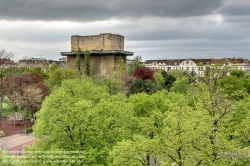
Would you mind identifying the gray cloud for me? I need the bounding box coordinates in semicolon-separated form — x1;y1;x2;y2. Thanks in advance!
0;0;221;21
0;0;250;62
220;0;250;16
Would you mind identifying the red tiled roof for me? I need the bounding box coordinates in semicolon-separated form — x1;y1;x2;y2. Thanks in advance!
144;58;249;65
0;59;16;65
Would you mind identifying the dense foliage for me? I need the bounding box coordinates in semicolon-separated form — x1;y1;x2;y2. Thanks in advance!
5;73;49;115
75;47;81;73
2;64;250;165
84;50;90;76
133;66;155;81
127;55;142;75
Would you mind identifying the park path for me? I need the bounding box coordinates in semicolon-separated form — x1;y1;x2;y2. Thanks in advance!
0;134;36;155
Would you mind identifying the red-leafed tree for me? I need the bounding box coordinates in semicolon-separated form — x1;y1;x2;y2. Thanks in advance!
5;73;50;116
5;74;34;112
121;74;136;96
0;49;16;126
133;66;155;81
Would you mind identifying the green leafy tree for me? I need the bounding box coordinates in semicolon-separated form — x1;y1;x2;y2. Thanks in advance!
45;68;79;89
119;58;125;75
170;76;190;94
230;69;245;78
128;55;142;75
167;69;184;78
84;50;90;76
26;79;137;165
112;73;250;165
111;135;161;166
75;47;81;73
161;70;176;91
153;72;164;85
129;78;162;95
116;91;168;165
186;67;250;165
92;72;126;95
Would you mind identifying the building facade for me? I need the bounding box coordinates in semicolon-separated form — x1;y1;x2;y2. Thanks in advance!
61;33;133;75
144;58;250;76
18;58;66;70
0;59;17;68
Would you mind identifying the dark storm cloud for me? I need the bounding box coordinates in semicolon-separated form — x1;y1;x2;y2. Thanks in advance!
222;6;250;16
0;0;250;61
0;0;221;21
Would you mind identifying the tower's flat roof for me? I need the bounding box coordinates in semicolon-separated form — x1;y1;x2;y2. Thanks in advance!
71;33;124;37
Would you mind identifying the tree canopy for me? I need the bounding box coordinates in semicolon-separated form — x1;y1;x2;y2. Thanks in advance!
27;78;137;165
18;66;250;165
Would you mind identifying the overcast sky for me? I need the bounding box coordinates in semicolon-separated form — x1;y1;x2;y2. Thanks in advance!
0;0;250;61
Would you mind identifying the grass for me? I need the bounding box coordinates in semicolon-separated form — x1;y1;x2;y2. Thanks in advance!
2;103;29;119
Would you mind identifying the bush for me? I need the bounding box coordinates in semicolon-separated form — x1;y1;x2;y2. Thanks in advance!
26;128;33;133
129;78;162;95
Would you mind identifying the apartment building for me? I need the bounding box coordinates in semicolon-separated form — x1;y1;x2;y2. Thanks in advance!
144;58;250;76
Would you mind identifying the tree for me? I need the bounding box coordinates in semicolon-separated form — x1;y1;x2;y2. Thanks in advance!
21;83;50;118
118;91;167;165
45;67;79;89
111;135;161;166
112;68;250;165
75;47;81;73
121;74;136;96
128;55;142;75
129;79;162;95
119;58;125;75
167;69;184;78
26;79;137;165
153;72;164;85
186;67;250;165
112;91;195;165
170;76;190;94
133;66;155;81
84;50;90;76
0;49;16;126
230;69;245;78
18;67;48;79
5;73;49;115
92;72;126;95
159;93;201;165
161;70;176;91
5;74;34;112
219;75;248;99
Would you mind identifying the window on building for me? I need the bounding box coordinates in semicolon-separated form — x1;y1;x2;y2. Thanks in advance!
186;61;189;64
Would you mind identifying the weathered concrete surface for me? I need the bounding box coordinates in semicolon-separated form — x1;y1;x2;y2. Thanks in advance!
71;33;124;51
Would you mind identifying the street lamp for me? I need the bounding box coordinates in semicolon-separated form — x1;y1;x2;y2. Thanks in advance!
23;112;26;135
